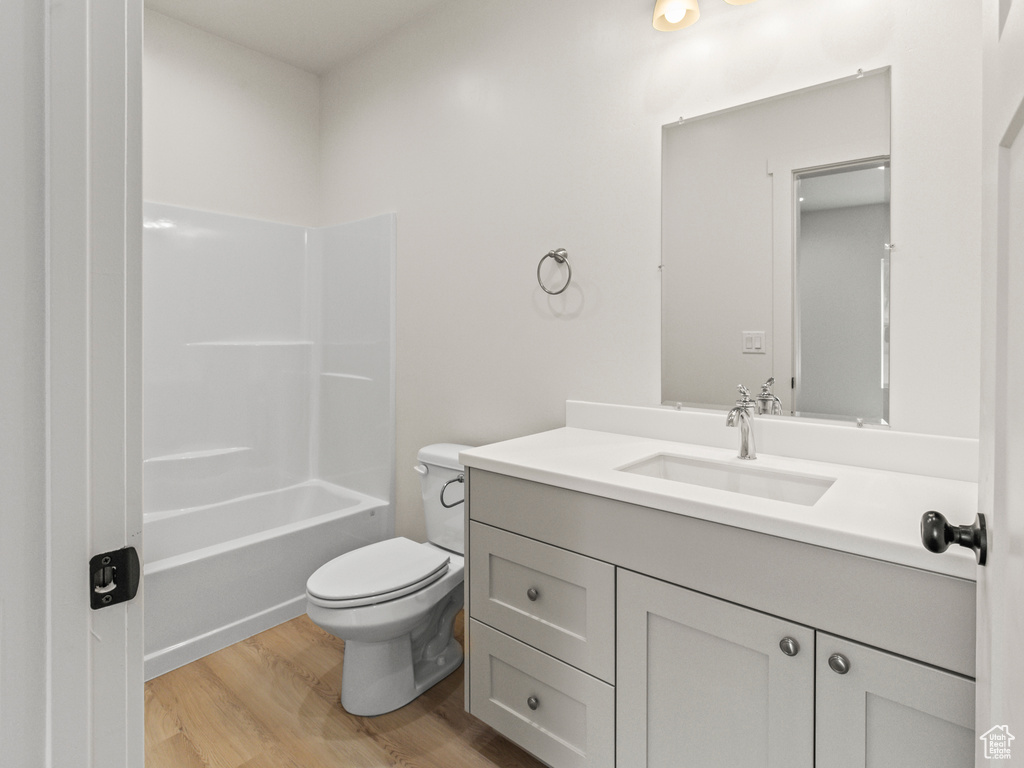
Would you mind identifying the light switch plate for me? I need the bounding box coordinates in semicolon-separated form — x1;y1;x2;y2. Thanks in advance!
742;331;766;354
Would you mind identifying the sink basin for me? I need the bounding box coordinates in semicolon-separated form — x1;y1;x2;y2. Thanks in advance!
617;453;835;506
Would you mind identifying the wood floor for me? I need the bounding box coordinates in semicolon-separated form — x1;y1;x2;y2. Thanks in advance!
145;612;546;768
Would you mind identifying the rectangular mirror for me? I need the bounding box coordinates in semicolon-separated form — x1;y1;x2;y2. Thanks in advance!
661;69;890;424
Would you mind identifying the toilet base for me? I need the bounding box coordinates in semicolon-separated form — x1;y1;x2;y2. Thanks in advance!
339;585;464;716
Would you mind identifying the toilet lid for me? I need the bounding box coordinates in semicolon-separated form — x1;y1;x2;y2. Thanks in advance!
306;537;450;603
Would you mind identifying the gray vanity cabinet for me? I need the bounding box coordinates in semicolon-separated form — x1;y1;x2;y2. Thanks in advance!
616;569;815;768
615;570;974;768
815;634;975;768
464;469;976;768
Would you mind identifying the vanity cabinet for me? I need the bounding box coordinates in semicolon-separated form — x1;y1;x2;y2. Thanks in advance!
464;469;976;768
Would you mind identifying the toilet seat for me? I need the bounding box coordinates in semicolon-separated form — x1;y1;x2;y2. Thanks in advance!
306;537;450;608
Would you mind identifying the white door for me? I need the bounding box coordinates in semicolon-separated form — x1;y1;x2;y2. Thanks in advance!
5;1;145;766
977;0;1024;764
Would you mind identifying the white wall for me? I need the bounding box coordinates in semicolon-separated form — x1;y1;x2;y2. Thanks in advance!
143;11;321;226
317;0;982;539
0;0;47;763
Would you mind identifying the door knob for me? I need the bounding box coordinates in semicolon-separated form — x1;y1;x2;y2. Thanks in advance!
920;511;987;565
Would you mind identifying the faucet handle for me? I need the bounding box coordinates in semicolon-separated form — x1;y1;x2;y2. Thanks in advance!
760;377;775;395
736;384;754;404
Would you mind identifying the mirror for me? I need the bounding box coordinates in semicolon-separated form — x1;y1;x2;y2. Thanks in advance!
661;69;891;424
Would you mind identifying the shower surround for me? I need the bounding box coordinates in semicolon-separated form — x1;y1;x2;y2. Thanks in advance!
142;203;395;679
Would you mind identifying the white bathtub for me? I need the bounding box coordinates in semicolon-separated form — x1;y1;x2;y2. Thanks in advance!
143;480;389;680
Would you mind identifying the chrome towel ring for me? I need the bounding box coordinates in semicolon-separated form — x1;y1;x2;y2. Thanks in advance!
537;248;572;295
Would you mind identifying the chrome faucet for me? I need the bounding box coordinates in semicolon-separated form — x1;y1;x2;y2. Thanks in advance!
726;385;757;460
756;377;783;416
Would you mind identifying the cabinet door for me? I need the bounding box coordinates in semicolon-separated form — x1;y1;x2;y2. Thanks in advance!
617;570;814;768
816;633;974;768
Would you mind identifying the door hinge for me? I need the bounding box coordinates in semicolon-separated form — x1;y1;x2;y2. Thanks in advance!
90;546;140;609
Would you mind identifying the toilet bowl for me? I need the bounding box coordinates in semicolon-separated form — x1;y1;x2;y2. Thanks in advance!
305;444;470;716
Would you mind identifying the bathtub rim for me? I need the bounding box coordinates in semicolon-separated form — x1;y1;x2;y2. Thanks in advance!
143;479;389;576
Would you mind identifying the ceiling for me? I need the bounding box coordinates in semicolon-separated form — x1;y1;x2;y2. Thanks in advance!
145;0;451;75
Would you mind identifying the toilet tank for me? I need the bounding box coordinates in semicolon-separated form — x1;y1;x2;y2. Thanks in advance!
417;443;471;555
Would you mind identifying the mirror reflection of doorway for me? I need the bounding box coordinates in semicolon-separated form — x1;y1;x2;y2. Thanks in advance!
794;161;890;424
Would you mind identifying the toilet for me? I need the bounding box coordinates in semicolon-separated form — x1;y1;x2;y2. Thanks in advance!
305;443;470;716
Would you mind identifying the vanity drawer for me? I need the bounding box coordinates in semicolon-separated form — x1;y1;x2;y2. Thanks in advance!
469;522;615;682
469;620;614;768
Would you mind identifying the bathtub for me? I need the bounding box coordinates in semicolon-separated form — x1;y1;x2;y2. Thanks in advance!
143;480;389;680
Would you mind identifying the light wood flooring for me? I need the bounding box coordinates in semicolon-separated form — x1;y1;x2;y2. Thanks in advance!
145;612;546;768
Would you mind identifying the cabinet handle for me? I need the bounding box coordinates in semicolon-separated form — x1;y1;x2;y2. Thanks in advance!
527;696;539;711
527;587;540;601
779;637;800;656
828;653;851;675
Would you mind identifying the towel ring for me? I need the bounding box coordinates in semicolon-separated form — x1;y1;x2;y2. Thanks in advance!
537;248;571;295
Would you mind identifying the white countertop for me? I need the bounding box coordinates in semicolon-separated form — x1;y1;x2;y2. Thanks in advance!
460;427;979;581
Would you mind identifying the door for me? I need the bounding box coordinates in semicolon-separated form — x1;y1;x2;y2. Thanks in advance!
816;633;975;768
616;570;814;768
978;0;1024;764
4;1;145;766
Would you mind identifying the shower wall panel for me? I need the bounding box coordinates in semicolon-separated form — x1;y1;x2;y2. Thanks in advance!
312;214;396;505
142;204;395;515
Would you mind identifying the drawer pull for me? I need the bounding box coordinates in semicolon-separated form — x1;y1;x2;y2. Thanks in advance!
527;695;540;711
527;587;540;602
779;636;800;656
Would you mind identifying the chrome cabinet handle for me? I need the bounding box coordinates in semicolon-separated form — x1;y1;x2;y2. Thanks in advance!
527;587;540;602
779;637;800;656
828;653;851;674
527;696;539;711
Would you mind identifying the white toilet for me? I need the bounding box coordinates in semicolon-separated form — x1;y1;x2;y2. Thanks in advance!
305;443;470;716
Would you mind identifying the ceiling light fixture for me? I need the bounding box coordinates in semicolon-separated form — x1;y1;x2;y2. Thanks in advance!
652;0;700;31
654;0;757;31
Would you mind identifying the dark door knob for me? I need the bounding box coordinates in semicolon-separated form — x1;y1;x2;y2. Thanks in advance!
920;511;987;565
